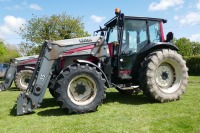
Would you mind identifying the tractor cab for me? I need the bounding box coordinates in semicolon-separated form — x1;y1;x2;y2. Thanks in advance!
104;8;167;82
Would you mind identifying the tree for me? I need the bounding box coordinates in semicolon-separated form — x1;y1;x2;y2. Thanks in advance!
191;42;200;55
0;41;6;56
175;37;193;56
18;42;35;56
0;41;20;63
18;13;90;55
5;44;20;61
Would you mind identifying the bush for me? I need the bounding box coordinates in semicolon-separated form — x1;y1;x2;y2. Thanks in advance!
184;55;200;75
175;38;193;56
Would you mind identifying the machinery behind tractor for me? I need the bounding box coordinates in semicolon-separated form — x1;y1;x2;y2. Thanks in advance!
0;55;38;91
0;51;92;92
16;9;188;115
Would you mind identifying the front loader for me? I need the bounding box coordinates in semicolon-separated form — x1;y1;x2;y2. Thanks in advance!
16;9;188;115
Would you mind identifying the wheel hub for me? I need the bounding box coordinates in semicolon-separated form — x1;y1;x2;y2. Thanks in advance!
155;60;183;94
24;78;30;84
20;75;31;88
155;63;174;88
74;83;86;95
68;75;97;106
161;71;168;80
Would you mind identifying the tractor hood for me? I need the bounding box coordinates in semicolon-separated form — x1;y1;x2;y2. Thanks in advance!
52;36;101;46
11;55;39;64
15;55;39;61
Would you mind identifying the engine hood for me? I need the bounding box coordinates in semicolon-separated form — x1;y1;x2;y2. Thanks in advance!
15;55;39;61
52;36;101;46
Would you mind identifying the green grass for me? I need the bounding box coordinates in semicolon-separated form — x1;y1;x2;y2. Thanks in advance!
0;76;200;133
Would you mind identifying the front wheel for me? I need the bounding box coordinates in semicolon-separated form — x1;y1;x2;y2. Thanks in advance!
14;70;33;91
139;49;188;102
48;79;56;98
54;63;106;114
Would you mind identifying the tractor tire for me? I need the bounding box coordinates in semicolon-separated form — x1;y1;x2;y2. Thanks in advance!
54;63;106;114
48;79;56;98
138;49;188;102
14;70;33;91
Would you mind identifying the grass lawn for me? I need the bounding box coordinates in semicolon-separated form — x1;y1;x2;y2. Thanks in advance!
0;76;200;133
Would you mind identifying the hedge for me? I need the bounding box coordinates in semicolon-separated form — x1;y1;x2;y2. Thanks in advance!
183;55;200;75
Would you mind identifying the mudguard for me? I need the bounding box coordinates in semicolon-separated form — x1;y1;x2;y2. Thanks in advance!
139;42;178;54
74;59;110;88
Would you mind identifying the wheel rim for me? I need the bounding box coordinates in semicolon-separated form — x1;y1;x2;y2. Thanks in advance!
20;74;31;88
67;75;97;106
155;59;182;93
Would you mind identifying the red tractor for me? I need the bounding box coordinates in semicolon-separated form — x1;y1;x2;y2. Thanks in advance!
16;9;188;115
0;55;38;91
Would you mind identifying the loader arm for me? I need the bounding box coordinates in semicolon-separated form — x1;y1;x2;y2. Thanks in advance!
0;64;17;91
17;36;103;115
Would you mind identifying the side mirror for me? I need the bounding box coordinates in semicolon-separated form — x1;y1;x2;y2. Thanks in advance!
165;32;173;42
100;31;104;36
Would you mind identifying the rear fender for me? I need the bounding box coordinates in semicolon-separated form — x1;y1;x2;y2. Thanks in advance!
74;59;110;88
139;42;178;54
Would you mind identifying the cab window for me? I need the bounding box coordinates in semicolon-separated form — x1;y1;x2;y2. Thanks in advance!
122;19;148;52
107;26;118;43
149;21;161;43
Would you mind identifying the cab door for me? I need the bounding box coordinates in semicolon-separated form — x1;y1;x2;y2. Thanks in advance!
106;26;137;80
118;19;148;79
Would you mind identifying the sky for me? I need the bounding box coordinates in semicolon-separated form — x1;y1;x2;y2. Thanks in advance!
0;0;200;45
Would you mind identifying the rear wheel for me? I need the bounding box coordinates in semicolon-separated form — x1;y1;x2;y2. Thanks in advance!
54;63;106;114
139;49;188;102
14;70;33;91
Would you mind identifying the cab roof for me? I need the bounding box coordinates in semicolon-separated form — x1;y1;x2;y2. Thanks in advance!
104;15;167;27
